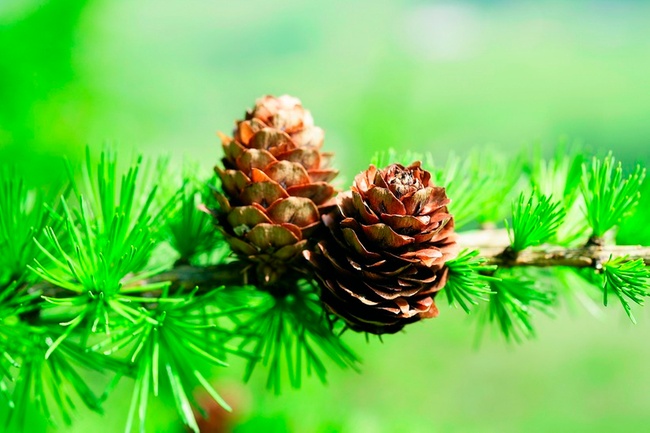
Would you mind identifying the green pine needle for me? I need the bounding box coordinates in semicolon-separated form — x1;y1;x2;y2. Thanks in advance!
428;151;523;228
601;256;650;324
26;149;179;357
506;192;566;253
0;280;40;320
0;167;67;287
478;271;555;343
581;153;646;239
527;143;584;208
3;335;121;430
92;289;250;433
32;150;172;296
444;249;495;313
525;145;590;247
165;179;224;264
237;281;360;395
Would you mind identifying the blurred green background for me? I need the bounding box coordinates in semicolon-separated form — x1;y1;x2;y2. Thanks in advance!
2;0;650;431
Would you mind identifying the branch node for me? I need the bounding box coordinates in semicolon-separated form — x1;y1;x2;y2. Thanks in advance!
587;235;605;247
496;246;518;265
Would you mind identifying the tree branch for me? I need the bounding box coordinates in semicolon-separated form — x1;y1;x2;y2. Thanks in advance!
458;229;650;268
29;229;650;306
30;262;250;302
144;262;250;289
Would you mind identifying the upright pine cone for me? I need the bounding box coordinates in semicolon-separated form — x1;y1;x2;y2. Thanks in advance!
304;162;457;334
211;95;338;284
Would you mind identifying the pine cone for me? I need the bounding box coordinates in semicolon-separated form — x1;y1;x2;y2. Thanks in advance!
304;162;457;334
211;95;338;284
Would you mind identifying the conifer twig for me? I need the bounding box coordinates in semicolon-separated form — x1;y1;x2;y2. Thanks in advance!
458;229;650;267
30;262;250;302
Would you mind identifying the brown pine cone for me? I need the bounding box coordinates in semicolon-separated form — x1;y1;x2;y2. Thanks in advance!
210;95;338;284
304;162;457;334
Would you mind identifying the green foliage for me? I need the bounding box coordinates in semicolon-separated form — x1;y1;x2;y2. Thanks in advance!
581;153;646;239
526;146;589;245
479;271;555;343
428;151;522;228
444;249;495;313
0;167;66;286
3;334;126;431
29;150;176;355
92;288;250;433
237;281;360;394
32;150;171;295
165;179;223;264
506;192;565;252
0;169;71;427
601;256;650;324
1;144;650;432
527;145;584;209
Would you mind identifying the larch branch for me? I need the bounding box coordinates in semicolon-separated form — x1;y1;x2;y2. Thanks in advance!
30;229;650;305
458;229;650;268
